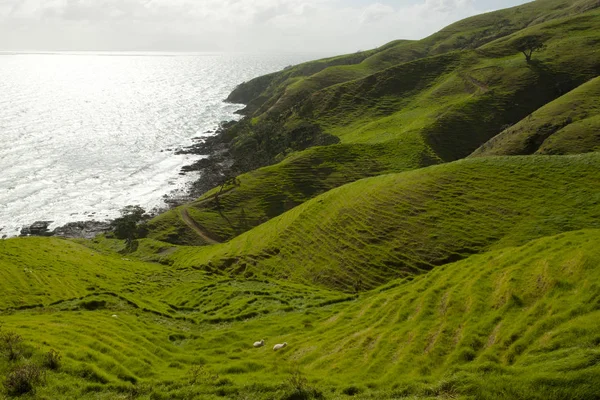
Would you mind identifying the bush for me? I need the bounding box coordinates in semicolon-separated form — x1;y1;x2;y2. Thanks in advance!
342;385;362;396
43;349;62;370
282;369;324;400
4;363;44;396
0;330;23;361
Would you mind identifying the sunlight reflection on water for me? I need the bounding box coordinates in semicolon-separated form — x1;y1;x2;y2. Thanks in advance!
0;52;320;237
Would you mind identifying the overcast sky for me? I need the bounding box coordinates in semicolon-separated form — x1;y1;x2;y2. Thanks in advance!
0;0;532;53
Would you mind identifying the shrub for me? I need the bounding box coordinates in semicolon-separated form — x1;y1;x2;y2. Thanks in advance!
282;369;324;400
44;349;62;370
342;385;362;396
4;363;44;396
0;330;23;361
188;364;219;385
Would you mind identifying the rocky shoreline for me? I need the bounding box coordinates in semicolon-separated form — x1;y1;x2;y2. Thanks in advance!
12;120;240;241
17;220;113;240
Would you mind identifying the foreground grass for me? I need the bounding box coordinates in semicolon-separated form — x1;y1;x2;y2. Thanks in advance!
2;229;600;398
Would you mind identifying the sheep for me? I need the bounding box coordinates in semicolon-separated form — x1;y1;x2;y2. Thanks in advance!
253;339;265;348
273;342;287;351
111;314;118;318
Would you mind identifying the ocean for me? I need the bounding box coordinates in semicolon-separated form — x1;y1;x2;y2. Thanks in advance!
0;52;322;237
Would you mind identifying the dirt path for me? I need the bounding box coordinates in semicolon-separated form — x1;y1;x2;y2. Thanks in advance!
461;73;490;93
179;208;220;245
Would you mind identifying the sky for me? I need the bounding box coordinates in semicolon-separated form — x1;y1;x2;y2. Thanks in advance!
0;0;533;53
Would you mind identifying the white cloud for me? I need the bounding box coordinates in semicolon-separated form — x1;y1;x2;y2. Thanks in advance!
0;0;526;52
360;3;395;24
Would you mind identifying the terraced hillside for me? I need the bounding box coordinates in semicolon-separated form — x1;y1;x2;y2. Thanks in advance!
472;76;600;156
148;139;440;244
2;230;600;399
157;154;600;291
3;1;600;399
147;0;600;244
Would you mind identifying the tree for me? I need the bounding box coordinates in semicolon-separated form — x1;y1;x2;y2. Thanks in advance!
111;205;148;250
514;35;546;63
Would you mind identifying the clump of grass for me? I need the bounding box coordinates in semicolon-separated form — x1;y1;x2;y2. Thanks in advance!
4;363;44;396
282;368;324;400
188;364;219;386
0;329;23;361
43;348;62;371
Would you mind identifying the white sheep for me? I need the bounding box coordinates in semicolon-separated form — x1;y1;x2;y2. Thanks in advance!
111;314;118;318
273;342;287;351
253;339;265;348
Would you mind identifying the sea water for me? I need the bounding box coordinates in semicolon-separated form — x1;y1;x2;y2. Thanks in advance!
0;52;321;237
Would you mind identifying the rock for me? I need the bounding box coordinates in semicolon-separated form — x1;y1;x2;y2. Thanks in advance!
20;221;54;236
52;220;112;239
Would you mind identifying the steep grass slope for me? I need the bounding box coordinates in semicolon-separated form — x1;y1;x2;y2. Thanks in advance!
159;154;600;292
0;237;347;324
146;4;600;246
301;9;600;158
471;76;600;156
231;0;599;121
2;230;600;399
148;139;440;244
0;237;161;310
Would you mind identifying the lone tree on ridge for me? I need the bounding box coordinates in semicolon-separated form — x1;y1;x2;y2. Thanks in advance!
514;35;546;63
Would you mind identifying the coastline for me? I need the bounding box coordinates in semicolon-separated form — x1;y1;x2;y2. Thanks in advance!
10;119;242;240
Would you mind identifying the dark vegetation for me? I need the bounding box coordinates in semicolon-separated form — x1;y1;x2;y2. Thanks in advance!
513;34;546;62
109;205;149;251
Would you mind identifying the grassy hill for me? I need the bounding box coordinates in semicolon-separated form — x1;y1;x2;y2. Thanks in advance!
230;0;600;121
3;1;600;399
146;1;600;245
471;76;600;156
148;139;440;244
155;154;600;292
2;230;600;399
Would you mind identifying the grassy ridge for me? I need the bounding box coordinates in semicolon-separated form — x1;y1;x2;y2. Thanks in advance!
145;2;600;246
158;154;600;291
472;76;600;156
302;9;600;157
2;229;600;398
233;0;599;122
149;138;440;244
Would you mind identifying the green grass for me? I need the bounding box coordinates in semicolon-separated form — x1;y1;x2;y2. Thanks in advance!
472;76;600;156
144;2;600;250
3;229;600;398
157;154;600;292
3;2;600;398
148;138;440;244
0;237;161;310
148;8;600;246
234;0;600;124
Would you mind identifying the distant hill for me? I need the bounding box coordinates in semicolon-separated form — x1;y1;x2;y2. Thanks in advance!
147;0;600;244
472;76;600;156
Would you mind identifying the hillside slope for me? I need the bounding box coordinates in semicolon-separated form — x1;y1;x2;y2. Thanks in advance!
158;154;600;292
471;76;600;156
148;139;440;244
2;230;600;399
230;0;599;121
148;2;600;245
